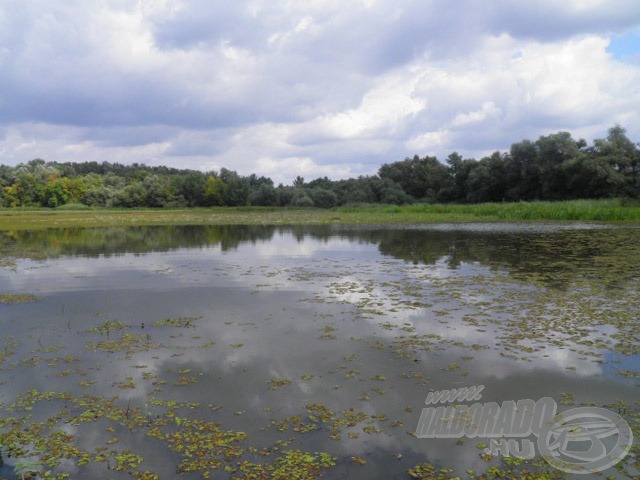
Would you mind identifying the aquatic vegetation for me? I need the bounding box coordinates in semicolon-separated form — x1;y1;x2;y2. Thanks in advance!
442;363;461;372
408;462;456;479
233;450;336;480
87;319;128;334
152;316;201;328
268;415;317;433
0;390;340;480
175;374;200;386
85;333;154;354
0;293;40;304
1;391;150;478
318;325;337;340
303;403;381;440
268;378;292;390
113;377;136;389
165;417;247;474
408;458;569;480
13;459;46;479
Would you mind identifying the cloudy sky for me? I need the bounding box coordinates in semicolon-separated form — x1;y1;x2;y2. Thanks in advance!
1;0;639;184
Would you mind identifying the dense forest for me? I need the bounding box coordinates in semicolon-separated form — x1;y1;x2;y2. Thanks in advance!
1;125;638;208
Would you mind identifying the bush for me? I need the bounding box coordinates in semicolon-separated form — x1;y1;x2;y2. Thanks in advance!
308;188;337;208
81;186;115;207
56;203;90;210
292;195;314;207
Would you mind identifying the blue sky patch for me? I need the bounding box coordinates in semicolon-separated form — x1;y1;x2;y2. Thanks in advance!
607;31;640;63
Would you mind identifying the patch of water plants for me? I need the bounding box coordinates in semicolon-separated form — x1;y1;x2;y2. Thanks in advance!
0;389;339;479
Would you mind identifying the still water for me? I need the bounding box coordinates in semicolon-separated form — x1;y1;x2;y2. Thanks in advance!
0;224;638;479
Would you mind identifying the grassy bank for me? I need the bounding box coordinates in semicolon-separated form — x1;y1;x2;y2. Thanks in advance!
0;199;638;231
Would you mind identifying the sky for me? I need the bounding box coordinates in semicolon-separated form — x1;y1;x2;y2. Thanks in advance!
1;0;639;185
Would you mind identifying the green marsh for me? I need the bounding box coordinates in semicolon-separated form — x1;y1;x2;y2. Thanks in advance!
1;199;639;232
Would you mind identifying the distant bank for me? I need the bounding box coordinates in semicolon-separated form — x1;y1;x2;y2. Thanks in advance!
0;199;638;231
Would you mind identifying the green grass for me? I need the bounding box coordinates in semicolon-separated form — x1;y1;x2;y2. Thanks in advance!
0;199;638;231
385;198;640;221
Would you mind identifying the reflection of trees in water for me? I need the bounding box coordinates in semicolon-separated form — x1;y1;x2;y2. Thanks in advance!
375;228;640;290
0;225;352;259
1;225;638;290
0;225;282;258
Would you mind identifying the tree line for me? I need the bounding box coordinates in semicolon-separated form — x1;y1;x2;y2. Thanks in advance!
1;125;638;208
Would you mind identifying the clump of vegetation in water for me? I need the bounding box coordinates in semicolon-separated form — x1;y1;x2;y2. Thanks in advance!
0;293;40;304
268;378;292;390
152;316;201;328
86;319;128;334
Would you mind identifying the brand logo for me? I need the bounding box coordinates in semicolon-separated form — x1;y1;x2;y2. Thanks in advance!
415;385;633;474
538;407;633;473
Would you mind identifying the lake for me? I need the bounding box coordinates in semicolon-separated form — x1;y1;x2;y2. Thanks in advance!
0;224;638;479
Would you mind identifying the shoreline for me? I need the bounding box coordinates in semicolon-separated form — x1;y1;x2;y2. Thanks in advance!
1;199;639;231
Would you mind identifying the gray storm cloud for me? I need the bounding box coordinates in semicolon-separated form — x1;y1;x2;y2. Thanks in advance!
0;0;639;183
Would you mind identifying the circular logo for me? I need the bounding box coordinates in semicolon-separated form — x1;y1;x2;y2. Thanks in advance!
538;407;633;474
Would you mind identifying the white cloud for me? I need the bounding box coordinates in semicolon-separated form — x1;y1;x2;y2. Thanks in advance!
310;73;426;140
450;102;502;128
0;0;639;182
402;34;640;157
406;130;451;154
254;157;354;185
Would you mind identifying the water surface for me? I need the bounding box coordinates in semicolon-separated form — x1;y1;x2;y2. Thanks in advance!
0;224;638;479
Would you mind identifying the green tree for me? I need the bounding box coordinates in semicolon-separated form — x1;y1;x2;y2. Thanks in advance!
40;178;70;207
535;132;579;199
591;124;638;197
219;169;250;206
378;155;452;201
176;172;207;206
466;152;508;203
143;174;176;207
112;182;148;208
445;153;477;202
203;175;227;206
291;188;314;207
249;184;278;206
308;188;337;208
3;183;23;207
506;140;541;200
275;185;296;206
81;185;115;207
6;173;39;206
340;178;376;204
562;152;622;198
